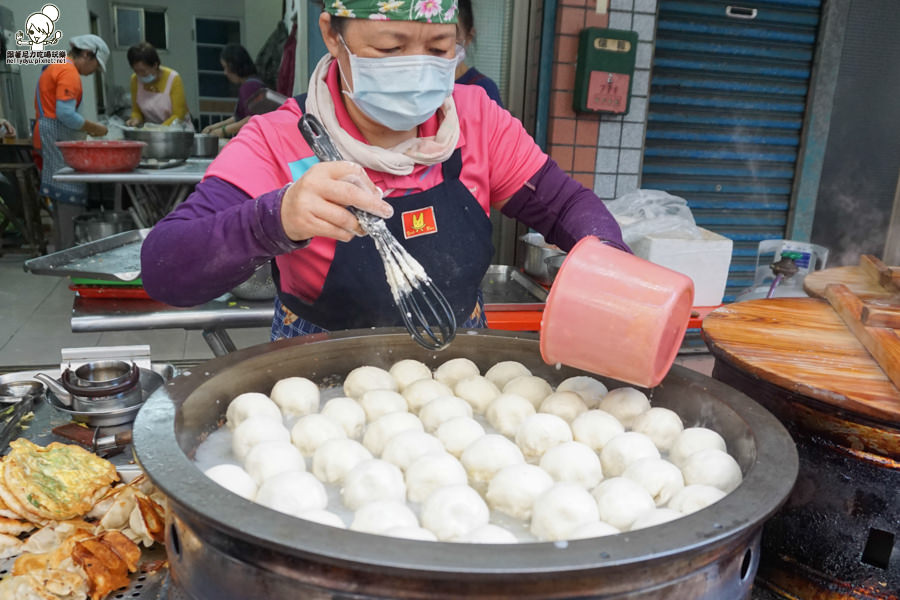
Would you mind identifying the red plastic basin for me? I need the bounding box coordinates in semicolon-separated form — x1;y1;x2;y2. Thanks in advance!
56;140;147;173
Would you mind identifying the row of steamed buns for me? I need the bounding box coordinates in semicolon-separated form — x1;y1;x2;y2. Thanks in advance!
203;358;742;542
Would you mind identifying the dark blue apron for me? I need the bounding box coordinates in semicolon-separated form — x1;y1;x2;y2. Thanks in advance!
272;95;493;330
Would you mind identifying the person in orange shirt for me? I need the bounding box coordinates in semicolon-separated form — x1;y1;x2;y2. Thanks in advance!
33;34;108;248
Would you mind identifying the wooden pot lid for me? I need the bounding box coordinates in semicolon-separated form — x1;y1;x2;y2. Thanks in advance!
702;298;900;424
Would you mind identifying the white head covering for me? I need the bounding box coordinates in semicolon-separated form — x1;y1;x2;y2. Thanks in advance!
69;34;109;71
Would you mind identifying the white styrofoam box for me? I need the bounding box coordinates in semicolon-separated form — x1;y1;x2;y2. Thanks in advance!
629;227;733;307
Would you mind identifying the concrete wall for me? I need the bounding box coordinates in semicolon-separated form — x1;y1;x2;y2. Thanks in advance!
6;0;283;126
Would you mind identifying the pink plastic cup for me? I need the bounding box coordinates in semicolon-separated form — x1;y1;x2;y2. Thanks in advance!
540;237;694;388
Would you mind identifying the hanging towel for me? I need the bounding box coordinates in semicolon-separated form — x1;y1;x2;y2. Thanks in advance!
254;21;288;89
276;22;297;97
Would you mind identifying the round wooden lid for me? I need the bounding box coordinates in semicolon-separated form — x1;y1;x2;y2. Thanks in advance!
702;298;900;424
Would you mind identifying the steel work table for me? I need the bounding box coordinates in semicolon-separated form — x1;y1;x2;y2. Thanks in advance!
70;266;549;357
53;158;212;227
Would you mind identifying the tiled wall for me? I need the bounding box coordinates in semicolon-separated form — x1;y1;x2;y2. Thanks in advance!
548;0;659;199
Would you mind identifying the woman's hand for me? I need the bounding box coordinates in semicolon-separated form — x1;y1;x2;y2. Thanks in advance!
0;119;15;138
201;123;219;134
280;161;394;243
83;121;108;137
125;118;143;127
208;126;227;139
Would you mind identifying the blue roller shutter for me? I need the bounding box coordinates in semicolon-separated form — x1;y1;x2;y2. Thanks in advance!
641;0;821;312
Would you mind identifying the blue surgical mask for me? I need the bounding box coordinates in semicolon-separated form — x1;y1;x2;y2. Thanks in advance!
340;37;463;132
139;73;157;84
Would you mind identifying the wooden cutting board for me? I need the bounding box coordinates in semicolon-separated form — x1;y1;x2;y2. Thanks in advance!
702;298;900;424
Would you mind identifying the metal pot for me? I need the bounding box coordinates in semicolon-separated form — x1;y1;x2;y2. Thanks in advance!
74;211;134;244
519;232;564;285
35;360;142;411
133;329;798;600
122;128;194;161
191;133;219;158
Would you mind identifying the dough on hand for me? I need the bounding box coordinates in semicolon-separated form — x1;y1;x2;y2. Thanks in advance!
225;393;282;431
631;407;684;452
405;452;468;503
629;508;682;531
571;409;625;452
320;397;366;439
515;413;573;461
622;457;684;506
389;359;432;391
350;500;419;534
255;470;327;517
668;427;728;468
270;377;320;418
297;509;346;529
434;358;480;388
341;459;407;510
402;379;455;414
381;431;445;471
503;376;553;409
539;392;589;424
232;416;291;462
362;412;425;456
204;464;257;500
530;482;599;542
454;375;501;414
344;366;397;400
556;376;608;408
383;526;438;541
568;520;619;540
484;361;531;390
420;484;489;541
435;416;485;458
600;432;660;478
486;393;536;437
591;477;656;531
290;414;347;457
312;438;373;484
597;387;651;428
359;390;408;422
460;434;525;484
667;484;726;514
680;448;742;493
453;524;518;544
244;440;305;486
485;463;554;521
539;441;604;489
419;396;473;432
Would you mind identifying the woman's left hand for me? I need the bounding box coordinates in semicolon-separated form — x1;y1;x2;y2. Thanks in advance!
0;119;15;138
208;127;227;138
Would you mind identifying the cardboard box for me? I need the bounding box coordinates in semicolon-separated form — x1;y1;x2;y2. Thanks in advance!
629;227;733;307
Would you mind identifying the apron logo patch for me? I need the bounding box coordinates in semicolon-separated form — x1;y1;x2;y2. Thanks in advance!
402;207;438;239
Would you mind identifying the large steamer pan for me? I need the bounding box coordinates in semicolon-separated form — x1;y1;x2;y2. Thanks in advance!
133;329;798;600
122;128;194;161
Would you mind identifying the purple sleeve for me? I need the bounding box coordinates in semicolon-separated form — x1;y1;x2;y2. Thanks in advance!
235;79;266;120
501;157;630;253
140;176;305;307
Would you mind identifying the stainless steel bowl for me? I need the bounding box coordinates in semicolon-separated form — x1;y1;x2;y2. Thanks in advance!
519;232;564;285
191;133;219;158
544;254;566;281
134;329;798;600
230;263;276;300
122;128;194;161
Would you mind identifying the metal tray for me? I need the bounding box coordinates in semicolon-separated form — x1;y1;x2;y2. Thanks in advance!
24;228;149;282
481;265;548;311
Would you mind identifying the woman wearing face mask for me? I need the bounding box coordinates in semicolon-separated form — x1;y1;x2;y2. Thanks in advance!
125;42;191;128
140;0;628;339
454;0;502;107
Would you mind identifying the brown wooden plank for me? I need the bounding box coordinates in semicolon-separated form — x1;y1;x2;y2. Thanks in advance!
804;266;896;300
823;284;900;390
861;299;900;328
859;255;900;293
702;298;900;424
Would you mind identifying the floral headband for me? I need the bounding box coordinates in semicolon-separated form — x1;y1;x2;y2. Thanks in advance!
325;0;459;24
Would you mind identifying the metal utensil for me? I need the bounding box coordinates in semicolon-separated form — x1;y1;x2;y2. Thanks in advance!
297;114;457;350
0;395;34;452
0;380;45;404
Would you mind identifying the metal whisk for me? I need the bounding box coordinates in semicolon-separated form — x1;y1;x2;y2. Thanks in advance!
298;114;457;350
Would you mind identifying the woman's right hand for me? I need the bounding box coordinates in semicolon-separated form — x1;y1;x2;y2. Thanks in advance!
83;121;108;137
280;161;394;243
125;118;143;127
201;123;218;134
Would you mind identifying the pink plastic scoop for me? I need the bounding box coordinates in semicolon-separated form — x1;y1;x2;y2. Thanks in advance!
540;236;694;388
